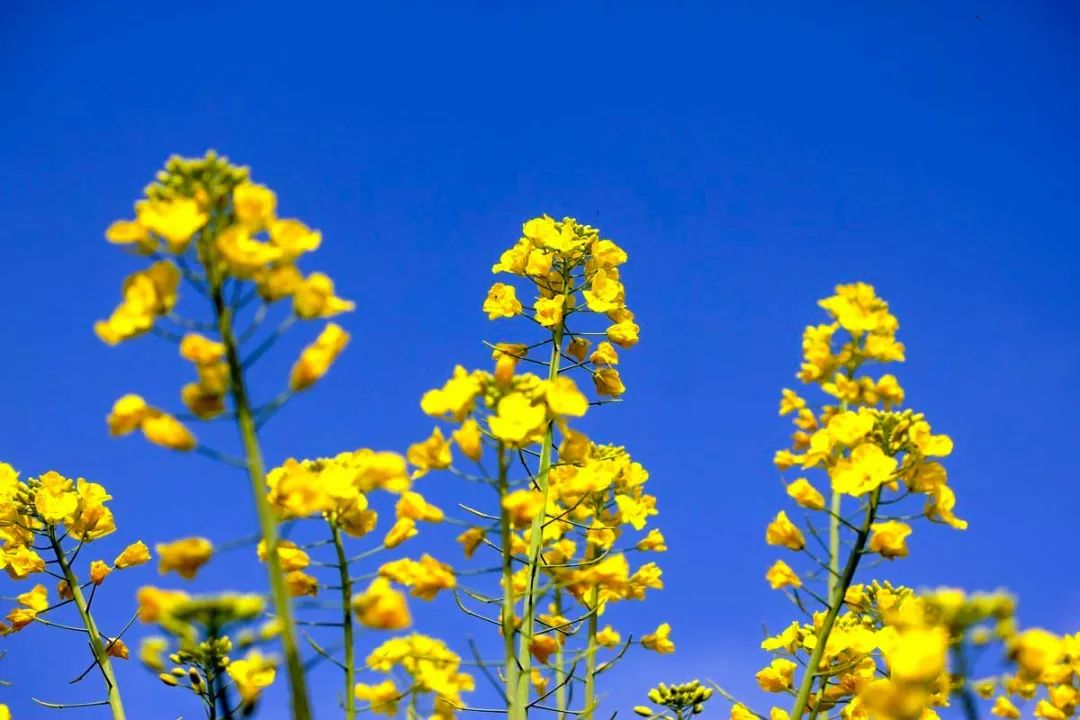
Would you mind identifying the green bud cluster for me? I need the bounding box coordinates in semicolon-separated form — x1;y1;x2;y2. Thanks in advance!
635;680;714;718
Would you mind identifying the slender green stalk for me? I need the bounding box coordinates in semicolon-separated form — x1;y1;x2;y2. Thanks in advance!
200;224;311;718
788;488;881;719
582;584;600;720
514;319;565;720
332;523;357;720
950;645;980;720
552;590;568;717
48;527;126;720
498;444;521;713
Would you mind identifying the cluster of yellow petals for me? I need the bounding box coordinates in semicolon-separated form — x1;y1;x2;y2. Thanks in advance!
361;634;476;720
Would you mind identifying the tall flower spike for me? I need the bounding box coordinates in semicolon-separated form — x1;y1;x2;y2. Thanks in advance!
97;152;359;720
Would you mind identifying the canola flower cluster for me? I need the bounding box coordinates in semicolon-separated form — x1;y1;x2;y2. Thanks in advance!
1;154;1076;720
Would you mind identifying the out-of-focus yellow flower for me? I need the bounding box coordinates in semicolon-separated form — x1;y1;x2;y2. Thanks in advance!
354;679;401;717
489;393;547;446
136;586;190;623
290;323;350;391
502;490;545;529
155;537;213;579
407;428;452;478
135;197;208;252
641;623;675;654
353;577;412;630
293;272;355;319
233;182;277;231
226;650;276;704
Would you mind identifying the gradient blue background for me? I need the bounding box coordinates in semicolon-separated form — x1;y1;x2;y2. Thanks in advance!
2;2;1078;718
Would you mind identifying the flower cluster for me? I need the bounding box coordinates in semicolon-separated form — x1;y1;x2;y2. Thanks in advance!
136;591;279;714
726;285;970;720
356;634;475;720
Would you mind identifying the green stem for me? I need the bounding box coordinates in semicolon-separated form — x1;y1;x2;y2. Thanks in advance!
48;527;126;720
951;644;980;720
514;320;565;720
205;248;311;719
553;590;568;717
583;584;600;720
332;523;357;720
788;487;881;719
498;444;521;714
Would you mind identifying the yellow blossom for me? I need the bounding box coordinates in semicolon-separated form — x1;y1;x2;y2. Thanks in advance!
290;322;350;391
642;623;675;654
482;282;523;319
868;521;912;559
155;537;213;579
786;477;825;510
407;428;453;477
226;650;276;704
765;560;802;590
114;541;152;569
765;511;805;551
353;577;412;630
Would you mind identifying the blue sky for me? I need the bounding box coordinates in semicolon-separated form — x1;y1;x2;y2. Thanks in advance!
1;2;1079;718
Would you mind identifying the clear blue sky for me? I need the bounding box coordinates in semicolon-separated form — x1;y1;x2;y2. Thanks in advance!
2;2;1078;718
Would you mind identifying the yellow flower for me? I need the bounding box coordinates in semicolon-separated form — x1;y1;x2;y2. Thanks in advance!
136;586;190;622
779;389;806;416
826;410;875;446
452;419;483;461
353;577;412;630
17;584;48;612
135;197;208;252
785;478;825;511
293;272;355;319
636;529;667;552
407;428;453;477
730;705;756;720
590;341;619;366
606;320;640;348
421;366;482;420
285;570;319;597
756;657;797;692
545;376;589;417
502;490;545;529
991;696;1021;719
141;411;197;451
593;368;625;397
868;521;912;559
2;545;45;579
290;323;350;391
355;679;401;717
908;421;953;457
155;537;213;579
179;333;226;365
233;182;277;230
831;444;897;496
384;518;418;549
33;471;78;524
107;394;150;436
378;555;456;600
217;225;284;277
226;650;276;704
489;393;547;445
105;219;154;253
1010;629;1062;679
765;560;802;590
1034;700;1067;720
395;491;445;523
596;625;622;647
765;511;805;551
882;626;947;684
256;539;311;572
269;218;321;259
641;623;675;654
482;282;523;319
114;541;151;569
90;560;112;585
534;294;566;328
456;528;485;559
